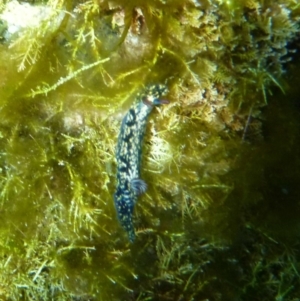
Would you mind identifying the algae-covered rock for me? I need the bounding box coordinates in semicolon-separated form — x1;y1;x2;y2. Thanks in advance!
0;0;299;300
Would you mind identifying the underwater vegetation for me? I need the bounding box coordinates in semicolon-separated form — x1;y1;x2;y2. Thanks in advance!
0;0;299;300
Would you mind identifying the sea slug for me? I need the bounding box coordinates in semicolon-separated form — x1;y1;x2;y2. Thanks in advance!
114;84;168;242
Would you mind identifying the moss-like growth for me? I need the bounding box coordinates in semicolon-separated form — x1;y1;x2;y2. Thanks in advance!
0;0;299;300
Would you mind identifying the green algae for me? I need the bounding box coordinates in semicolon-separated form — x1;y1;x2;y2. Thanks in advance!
0;0;299;300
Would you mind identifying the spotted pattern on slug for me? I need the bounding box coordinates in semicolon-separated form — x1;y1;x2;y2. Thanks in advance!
114;84;168;242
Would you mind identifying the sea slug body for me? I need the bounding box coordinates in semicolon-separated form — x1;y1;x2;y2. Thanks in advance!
114;84;168;242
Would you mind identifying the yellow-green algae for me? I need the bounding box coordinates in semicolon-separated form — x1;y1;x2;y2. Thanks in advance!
0;0;299;300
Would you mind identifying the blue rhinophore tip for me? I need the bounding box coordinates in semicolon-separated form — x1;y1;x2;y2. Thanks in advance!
153;98;169;106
